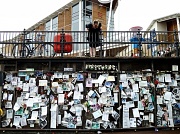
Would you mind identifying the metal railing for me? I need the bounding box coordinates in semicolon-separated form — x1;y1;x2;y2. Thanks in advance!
0;29;179;58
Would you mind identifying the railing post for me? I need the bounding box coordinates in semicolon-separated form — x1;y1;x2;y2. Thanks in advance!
174;30;179;57
22;29;26;58
60;29;65;57
137;29;142;57
99;31;103;58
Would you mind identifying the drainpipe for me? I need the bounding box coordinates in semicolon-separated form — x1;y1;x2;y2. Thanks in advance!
176;17;180;41
107;0;113;31
78;0;82;56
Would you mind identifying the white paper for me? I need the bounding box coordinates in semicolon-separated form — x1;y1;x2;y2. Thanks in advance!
106;76;115;81
31;111;38;120
157;95;163;104
157;74;164;82
98;75;106;85
114;93;118;103
102;112;109;121
143;115;149;120
138;101;144;110
132;108;140;117
164;92;172;100
50;111;56;128
57;115;61;124
54;72;63;78
122;82;128;87
77;83;84;92
132;84;139;92
6;109;13;119
92;109;103;119
39;80;47;86
139;81;148;87
21;116;27;126
26;98;34;107
13;116;21;126
58;94;64;105
165;74;171;82
23;83;29;92
130;118;136;127
8;94;13;101
73;91;80;99
13;102;20;111
120;74;127;82
88;90;94;97
172;65;178;71
149;113;154;123
41;106;47;116
52;82;59;87
3;92;8;100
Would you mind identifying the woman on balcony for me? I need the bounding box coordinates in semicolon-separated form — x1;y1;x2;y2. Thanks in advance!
86;20;102;57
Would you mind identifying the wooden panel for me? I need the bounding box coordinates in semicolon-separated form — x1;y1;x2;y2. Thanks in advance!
167;19;177;42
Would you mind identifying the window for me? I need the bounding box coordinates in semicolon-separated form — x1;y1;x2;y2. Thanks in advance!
52;16;58;31
106;8;114;31
45;20;52;42
72;3;80;51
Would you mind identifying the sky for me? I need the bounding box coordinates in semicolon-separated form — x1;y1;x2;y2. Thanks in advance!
0;0;180;31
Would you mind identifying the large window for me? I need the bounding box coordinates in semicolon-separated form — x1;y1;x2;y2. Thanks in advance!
106;8;114;31
82;0;92;30
45;20;51;42
72;3;80;51
52;16;58;31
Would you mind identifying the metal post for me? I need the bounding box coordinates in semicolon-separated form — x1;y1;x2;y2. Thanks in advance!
174;30;179;57
137;29;142;57
107;0;113;31
22;29;26;58
61;29;65;57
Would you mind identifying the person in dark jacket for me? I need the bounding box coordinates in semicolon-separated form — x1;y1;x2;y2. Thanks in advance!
86;20;102;57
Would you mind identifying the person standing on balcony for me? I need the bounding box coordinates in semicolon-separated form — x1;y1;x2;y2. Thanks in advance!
86;20;102;57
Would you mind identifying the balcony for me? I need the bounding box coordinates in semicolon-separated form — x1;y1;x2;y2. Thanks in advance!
0;29;179;59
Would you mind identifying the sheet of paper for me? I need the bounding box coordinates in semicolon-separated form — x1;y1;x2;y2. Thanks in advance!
164;92;172;100
11;77;18;85
165;74;171;82
130;118;136;127
26;98;34;107
41;106;47;116
132;108;140;117
6;109;13;119
21;116;27;126
139;81;148;87
54;72;63;78
122;82;128;87
75;106;82;116
73;91;80;99
50;111;56;128
143;115;149;120
97;75;106;85
58;94;64;105
50;104;57;111
23;83;29;92
120;74;127;82
8;94;13;101
114;93;118;103
3;92;7;100
132;84;139;92
77;83;84;92
102;112;109;121
158;74;164;82
88;90;94;97
92;109;103;119
138;101;144;110
57;115;61;124
31;111;38;120
52;82;58;87
13;116;21;126
39;80;47;86
157;95;163;104
13;102;20;111
86;78;92;87
172;65;178;71
107;76;115;81
149;113;154;123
